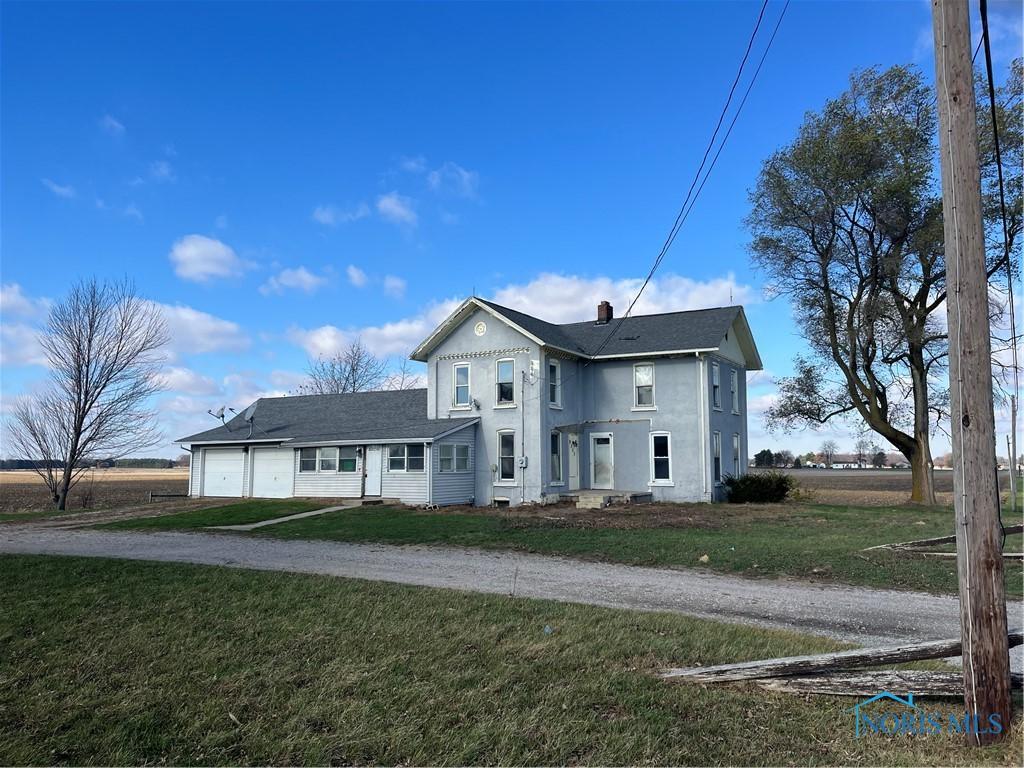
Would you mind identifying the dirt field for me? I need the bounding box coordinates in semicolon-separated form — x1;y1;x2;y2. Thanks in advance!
0;469;190;515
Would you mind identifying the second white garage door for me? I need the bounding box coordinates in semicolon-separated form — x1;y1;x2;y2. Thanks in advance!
250;447;295;498
202;448;244;497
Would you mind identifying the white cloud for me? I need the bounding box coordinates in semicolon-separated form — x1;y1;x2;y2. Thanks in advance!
0;323;47;367
0;284;50;319
427;161;479;198
168;234;247;283
260;266;327;295
41;178;75;199
399;155;428;173
346;265;368;288
151;302;251;358
99;113;125;136
489;272;756;324
150;160;176;183
158;366;222;397
376;192;418;227
383;275;407;299
312;202;370;226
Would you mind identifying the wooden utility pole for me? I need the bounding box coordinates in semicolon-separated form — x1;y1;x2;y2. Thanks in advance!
931;0;1012;745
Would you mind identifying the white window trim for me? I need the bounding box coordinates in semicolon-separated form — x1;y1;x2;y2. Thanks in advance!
387;443;426;473
495;358;516;409
632;361;656;411
731;368;740;414
299;446;357;474
496;429;516;485
548;359;562;409
712;361;722;411
712;431;723;484
550;430;564;486
732;433;741;477
452;362;472;410
438;443;472;474
649;431;674;486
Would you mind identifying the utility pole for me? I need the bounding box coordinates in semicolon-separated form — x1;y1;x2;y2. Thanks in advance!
931;0;1011;745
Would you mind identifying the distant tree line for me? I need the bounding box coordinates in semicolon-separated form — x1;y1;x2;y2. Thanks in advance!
0;456;188;470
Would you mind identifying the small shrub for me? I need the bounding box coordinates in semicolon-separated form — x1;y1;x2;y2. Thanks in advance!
723;471;794;503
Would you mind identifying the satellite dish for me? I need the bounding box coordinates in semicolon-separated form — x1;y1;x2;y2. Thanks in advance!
208;405;226;420
243;402;258;422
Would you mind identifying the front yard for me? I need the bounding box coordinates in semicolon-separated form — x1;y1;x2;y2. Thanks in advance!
1;555;1018;766
106;500;1023;597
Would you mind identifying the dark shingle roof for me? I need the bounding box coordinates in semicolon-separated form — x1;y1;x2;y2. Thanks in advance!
477;299;743;358
177;388;476;445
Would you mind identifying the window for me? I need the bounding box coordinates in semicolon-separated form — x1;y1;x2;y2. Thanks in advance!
650;432;672;484
732;433;741;477
319;446;339;472
453;363;471;408
712;362;722;410
439;444;471;473
388;443;425;472
548;360;561;407
731;369;740;413
713;431;722;483
550;431;563;484
407;444;425;472
340;446;358;473
299;447;317;473
498;431;515;482
634;363;654;408
496;359;515;405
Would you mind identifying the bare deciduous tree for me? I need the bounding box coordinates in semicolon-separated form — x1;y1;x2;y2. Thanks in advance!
295;340;390;395
382;358;424;391
820;440;839;468
7;279;168;509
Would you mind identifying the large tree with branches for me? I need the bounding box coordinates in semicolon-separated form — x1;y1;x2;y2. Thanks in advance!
7;279;168;509
749;63;1019;504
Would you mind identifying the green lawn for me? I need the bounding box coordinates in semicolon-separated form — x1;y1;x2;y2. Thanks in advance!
245;503;1024;597
98;499;326;530
1;555;1018;766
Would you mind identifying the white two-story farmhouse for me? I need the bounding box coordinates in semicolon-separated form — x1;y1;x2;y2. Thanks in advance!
179;297;762;505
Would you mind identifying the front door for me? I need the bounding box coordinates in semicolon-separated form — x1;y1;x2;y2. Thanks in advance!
568;432;580;491
590;433;614;490
364;445;382;496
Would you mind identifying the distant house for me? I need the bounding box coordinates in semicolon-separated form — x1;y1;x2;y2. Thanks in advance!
178;297;762;505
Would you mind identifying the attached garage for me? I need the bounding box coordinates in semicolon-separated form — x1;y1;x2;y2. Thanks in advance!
250;447;294;498
201;448;245;497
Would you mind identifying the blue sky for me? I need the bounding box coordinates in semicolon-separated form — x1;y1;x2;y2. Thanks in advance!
2;0;1021;458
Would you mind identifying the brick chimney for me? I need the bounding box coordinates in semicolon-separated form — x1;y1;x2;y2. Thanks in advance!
597;300;613;324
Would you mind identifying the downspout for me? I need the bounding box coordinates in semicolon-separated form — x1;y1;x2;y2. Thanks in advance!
426;442;433;506
521;369;527;504
697;353;708;501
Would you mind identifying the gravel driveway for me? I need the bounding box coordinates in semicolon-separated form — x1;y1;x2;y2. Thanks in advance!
3;524;1022;668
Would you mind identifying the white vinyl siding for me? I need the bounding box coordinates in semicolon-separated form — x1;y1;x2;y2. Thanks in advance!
634;362;655;409
189;451;202;496
382;454;429;504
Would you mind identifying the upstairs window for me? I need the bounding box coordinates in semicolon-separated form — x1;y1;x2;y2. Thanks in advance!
731;369;740;413
548;360;561;406
496;359;515;405
651;432;672;484
712;362;722;410
453;363;471;408
634;363;655;408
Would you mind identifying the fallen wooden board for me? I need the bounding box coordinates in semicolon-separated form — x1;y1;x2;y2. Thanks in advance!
915;551;1023;560
660;630;1024;682
862;523;1023;552
757;670;1024;698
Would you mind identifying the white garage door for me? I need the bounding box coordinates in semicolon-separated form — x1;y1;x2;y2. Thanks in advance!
250;447;294;498
202;448;244;497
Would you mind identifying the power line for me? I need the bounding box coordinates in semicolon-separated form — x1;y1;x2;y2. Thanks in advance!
587;0;787;360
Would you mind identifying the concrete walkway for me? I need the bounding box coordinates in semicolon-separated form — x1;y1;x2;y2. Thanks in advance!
3;523;1022;668
209;503;357;531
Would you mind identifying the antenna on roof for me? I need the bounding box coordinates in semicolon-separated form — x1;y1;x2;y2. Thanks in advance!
208;405;234;432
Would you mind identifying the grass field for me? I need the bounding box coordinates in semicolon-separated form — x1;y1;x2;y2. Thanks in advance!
2;555;1018;766
105;500;1024;597
0;468;189;515
97;499;327;530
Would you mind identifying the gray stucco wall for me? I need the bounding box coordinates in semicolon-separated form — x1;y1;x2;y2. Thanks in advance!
707;352;748;501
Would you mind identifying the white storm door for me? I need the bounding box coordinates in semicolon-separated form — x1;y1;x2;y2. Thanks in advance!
250;447;294;498
590;433;614;490
202;448;244;497
364;445;382;496
568;432;580;491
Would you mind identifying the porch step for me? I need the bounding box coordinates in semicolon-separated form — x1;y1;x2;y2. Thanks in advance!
561;491;654;509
